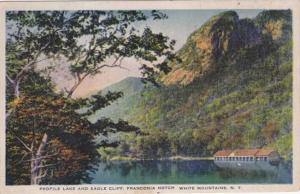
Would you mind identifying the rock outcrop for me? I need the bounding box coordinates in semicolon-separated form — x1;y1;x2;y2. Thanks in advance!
254;10;292;44
162;10;290;86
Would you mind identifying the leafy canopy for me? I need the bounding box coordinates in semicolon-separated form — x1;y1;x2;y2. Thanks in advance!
6;10;178;98
6;10;177;184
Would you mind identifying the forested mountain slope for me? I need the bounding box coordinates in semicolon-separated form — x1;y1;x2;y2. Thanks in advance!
89;77;145;122
93;10;292;160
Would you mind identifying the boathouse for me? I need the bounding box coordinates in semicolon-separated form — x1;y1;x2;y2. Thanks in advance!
214;148;280;162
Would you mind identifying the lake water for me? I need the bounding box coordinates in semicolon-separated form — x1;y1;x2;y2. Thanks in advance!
90;160;292;184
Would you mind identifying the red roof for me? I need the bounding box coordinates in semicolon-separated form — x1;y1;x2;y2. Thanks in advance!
214;148;277;157
256;149;275;156
231;149;259;156
214;150;233;157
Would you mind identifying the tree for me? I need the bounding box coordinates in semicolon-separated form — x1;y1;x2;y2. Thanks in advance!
6;10;177;100
137;129;170;159
6;10;176;184
178;129;194;156
261;121;279;144
6;73;139;185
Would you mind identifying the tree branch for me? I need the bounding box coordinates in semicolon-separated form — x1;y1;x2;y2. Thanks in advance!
6;73;14;84
10;130;32;152
34;55;55;64
16;152;30;165
67;55;127;97
93;56;123;73
24;153;58;162
34;169;48;183
37;163;58;169
15;41;51;81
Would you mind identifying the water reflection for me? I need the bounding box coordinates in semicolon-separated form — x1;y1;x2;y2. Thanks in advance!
214;160;279;171
214;160;292;183
90;160;292;184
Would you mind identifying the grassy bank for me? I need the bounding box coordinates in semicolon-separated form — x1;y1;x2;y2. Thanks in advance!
169;156;214;160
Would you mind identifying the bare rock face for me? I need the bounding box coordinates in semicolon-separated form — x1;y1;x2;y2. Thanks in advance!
162;11;275;86
254;10;292;44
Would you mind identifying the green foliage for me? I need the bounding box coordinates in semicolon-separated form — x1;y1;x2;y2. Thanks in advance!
6;10;177;99
89;77;146;122
6;10;177;185
137;129;171;159
97;10;293;160
273;133;292;160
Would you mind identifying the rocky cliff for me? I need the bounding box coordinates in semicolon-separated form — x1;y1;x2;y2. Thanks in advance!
94;10;293;160
162;10;290;86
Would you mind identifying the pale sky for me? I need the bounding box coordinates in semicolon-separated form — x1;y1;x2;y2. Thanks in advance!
45;10;262;98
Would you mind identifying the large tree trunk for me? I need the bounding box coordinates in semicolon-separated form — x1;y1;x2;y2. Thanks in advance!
13;80;20;98
31;133;48;185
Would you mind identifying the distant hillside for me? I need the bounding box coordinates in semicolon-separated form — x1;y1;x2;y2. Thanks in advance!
89;77;146;122
92;10;292;160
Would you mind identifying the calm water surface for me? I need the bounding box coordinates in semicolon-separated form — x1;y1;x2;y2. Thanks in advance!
90;160;292;184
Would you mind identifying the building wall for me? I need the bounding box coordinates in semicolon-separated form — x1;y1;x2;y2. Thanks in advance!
214;150;280;162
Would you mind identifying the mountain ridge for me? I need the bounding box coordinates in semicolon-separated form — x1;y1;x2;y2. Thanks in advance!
161;10;291;86
92;10;292;160
89;76;146;122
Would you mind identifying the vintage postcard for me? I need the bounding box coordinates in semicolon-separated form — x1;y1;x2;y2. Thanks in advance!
0;0;300;193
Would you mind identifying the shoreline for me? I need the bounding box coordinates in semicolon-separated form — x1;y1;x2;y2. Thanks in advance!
106;156;214;161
